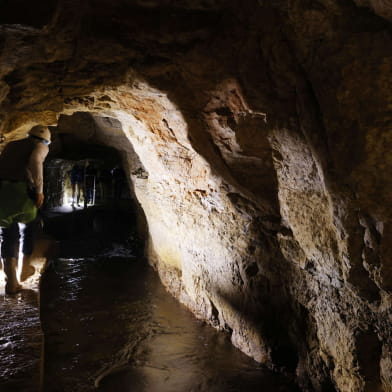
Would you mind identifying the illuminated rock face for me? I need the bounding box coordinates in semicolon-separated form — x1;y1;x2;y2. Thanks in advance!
0;1;391;391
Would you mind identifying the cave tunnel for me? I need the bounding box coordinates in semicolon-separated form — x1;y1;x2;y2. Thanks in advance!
41;112;138;257
0;1;391;392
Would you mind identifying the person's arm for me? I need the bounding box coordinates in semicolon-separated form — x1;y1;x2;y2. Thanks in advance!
27;142;49;207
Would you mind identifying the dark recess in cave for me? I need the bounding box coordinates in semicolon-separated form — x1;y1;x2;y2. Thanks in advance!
0;0;58;27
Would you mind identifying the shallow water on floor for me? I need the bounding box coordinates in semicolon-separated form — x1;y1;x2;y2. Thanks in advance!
40;256;299;392
0;288;42;392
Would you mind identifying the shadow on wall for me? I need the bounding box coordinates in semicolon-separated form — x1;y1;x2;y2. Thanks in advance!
209;249;338;392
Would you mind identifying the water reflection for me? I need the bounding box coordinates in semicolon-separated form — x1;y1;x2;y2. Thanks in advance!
41;257;298;392
0;236;50;392
0;288;42;392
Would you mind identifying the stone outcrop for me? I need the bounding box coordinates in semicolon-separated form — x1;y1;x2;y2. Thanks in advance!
0;1;391;391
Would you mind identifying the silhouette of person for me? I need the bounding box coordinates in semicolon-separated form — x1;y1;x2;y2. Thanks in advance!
84;162;97;206
70;163;83;206
0;125;51;294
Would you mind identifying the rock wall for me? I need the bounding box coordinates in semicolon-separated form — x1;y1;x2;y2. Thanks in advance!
0;1;391;391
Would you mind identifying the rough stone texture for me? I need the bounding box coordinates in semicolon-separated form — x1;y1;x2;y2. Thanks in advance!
0;1;391;391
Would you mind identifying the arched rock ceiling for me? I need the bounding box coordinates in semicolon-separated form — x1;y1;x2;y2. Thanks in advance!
0;1;391;391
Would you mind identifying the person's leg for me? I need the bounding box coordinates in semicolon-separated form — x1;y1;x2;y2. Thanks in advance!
20;218;39;282
1;222;22;294
86;185;92;204
1;222;19;259
76;182;81;206
21;219;38;256
71;182;76;205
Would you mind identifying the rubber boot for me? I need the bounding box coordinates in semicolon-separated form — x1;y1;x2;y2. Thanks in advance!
3;257;22;294
20;255;35;282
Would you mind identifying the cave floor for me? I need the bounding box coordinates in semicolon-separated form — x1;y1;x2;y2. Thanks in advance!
1;206;300;392
0;285;42;392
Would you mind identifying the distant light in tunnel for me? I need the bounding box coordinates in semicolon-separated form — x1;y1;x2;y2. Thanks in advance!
63;194;74;207
61;188;93;208
63;185;73;207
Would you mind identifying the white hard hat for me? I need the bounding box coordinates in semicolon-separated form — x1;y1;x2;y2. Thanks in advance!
29;125;51;144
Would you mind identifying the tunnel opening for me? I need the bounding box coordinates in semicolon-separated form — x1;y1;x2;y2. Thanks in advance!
45;112;134;207
44;124;132;210
38;111;145;258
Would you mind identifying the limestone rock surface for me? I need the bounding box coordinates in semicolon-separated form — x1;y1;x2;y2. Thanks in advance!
0;1;391;391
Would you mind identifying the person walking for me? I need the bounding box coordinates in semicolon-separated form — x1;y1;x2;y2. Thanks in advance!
70;163;83;206
84;161;97;207
0;125;51;294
